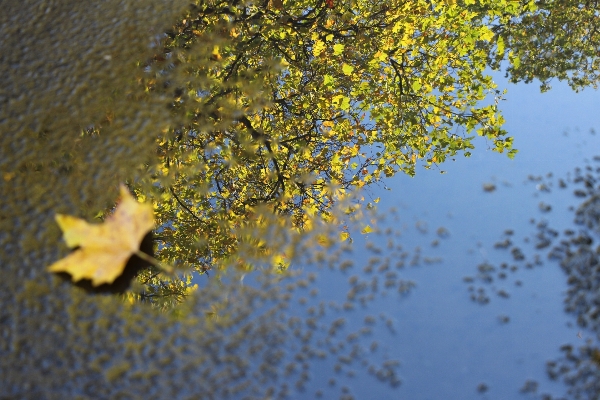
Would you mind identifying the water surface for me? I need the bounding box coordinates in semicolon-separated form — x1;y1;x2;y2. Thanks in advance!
295;77;600;399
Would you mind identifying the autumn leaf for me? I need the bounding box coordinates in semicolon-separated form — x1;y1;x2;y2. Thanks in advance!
341;63;354;75
48;185;156;286
332;43;344;56
361;225;373;234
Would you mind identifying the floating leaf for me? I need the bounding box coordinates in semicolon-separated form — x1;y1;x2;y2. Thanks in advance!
48;185;155;286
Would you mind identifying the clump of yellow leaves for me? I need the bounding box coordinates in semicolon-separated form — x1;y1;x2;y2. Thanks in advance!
49;185;161;286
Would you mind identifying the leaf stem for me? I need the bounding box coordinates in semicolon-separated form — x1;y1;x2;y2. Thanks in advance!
135;250;174;275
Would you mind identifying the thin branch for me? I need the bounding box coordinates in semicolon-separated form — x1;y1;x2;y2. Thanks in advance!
169;186;204;223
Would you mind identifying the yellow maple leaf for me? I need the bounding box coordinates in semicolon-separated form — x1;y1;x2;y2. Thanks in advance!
48;185;155;286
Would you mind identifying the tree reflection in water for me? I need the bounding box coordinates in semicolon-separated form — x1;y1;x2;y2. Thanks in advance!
546;182;600;399
4;0;600;397
468;161;600;399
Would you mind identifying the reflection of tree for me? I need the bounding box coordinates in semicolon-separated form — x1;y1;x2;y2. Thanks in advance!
4;0;600;397
135;0;522;306
486;0;600;92
135;1;600;306
462;164;600;397
543;188;600;399
472;166;600;398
